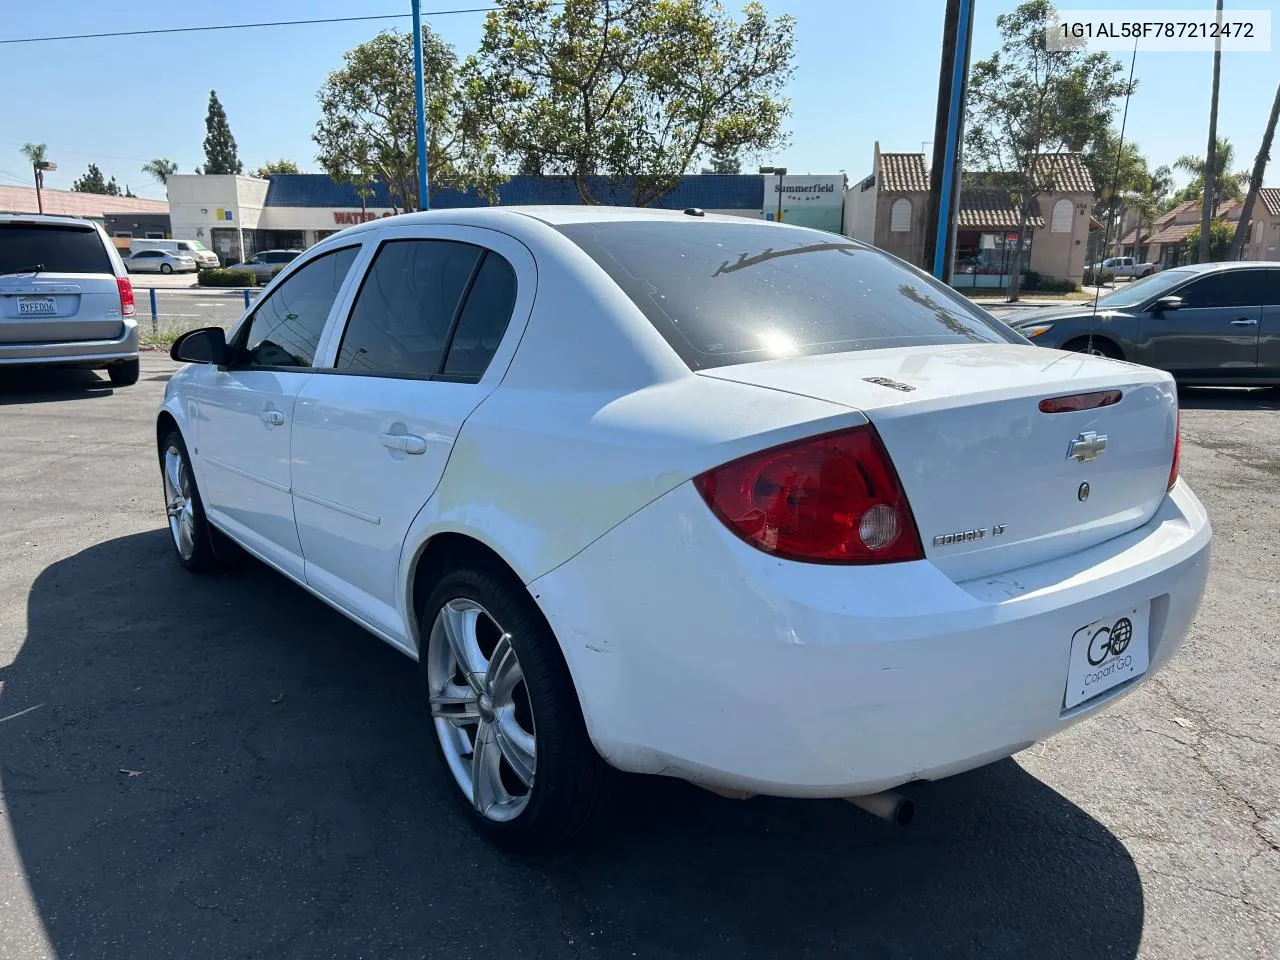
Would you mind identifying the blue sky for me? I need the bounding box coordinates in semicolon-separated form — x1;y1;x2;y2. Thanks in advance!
0;0;1275;200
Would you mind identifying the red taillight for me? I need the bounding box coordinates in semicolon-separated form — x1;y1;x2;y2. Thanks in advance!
693;425;924;564
116;276;135;317
1168;408;1181;490
1038;390;1122;413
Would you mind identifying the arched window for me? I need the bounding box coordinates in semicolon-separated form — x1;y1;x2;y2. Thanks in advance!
1254;220;1265;244
890;198;912;232
1051;198;1073;233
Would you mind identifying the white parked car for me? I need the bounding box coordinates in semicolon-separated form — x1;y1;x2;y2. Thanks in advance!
123;249;197;274
157;207;1211;847
1;213;139;385
129;238;220;269
1091;256;1160;279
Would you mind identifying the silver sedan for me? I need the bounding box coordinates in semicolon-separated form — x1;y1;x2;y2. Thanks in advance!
124;250;198;274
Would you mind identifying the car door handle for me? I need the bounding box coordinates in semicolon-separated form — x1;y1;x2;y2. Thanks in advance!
259;409;286;425
380;433;427;455
1230;318;1258;326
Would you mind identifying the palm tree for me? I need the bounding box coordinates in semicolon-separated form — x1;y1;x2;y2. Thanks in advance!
1198;0;1224;262
1229;79;1280;260
20;142;50;213
1173;137;1249;203
141;158;178;185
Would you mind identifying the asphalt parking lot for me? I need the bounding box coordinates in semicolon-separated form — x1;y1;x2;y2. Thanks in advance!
1;355;1277;960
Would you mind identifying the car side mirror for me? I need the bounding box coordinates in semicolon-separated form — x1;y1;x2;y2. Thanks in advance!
170;326;227;365
1153;295;1182;312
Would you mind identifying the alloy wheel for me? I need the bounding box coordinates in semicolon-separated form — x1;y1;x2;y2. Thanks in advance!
427;598;537;821
162;445;196;560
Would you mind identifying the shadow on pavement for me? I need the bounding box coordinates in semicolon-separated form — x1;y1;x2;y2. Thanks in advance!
1;531;1144;960
1178;385;1280;411
0;367;114;405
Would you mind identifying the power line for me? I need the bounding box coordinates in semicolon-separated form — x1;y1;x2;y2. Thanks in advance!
0;6;501;45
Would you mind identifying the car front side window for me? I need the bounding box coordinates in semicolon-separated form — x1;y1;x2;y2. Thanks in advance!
236;246;360;369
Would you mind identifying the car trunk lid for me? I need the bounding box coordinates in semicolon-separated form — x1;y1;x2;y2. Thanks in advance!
698;343;1178;581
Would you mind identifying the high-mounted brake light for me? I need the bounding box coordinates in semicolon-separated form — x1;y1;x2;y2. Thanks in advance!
1038;390;1122;413
693;425;924;564
116;276;135;318
1168;408;1181;491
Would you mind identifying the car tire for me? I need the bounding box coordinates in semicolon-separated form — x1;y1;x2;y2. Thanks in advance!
1063;336;1123;360
158;429;226;573
107;358;140;386
420;563;615;849
160;263;173;274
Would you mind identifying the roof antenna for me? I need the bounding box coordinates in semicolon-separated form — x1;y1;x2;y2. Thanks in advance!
1088;37;1140;355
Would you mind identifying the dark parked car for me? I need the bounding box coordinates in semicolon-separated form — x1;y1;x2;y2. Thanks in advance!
1007;261;1280;385
227;249;303;283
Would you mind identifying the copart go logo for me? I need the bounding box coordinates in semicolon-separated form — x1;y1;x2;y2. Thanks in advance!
1082;616;1135;687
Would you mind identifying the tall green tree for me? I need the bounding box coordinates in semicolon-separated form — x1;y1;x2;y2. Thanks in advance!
707;147;742;174
141;158;178;184
965;0;1133;301
71;163;122;195
253;158;302;177
202;91;243;175
20;143;50;213
1172;136;1248;205
1229;79;1280;259
314;28;502;211
463;0;795;206
1184;218;1233;263
1083;131;1152;257
1198;0;1224;263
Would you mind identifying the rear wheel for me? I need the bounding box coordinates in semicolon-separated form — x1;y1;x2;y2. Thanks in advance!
420;564;613;848
160;263;173;275
108;358;140;386
1063;336;1123;360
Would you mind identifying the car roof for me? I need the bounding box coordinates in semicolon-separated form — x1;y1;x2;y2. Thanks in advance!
0;213;102;228
1168;260;1280;274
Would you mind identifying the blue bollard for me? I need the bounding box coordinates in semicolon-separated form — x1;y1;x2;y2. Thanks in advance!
243;288;251;310
149;287;158;337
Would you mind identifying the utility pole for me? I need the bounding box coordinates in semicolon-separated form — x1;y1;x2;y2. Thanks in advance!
411;0;430;211
760;166;787;221
924;0;976;282
1199;0;1223;263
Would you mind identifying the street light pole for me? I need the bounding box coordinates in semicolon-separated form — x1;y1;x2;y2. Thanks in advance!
759;166;788;222
411;0;430;211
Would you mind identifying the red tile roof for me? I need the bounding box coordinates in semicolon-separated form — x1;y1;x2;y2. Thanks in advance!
1259;187;1280;217
0;185;168;218
878;153;930;193
1031;153;1094;193
957;190;1044;230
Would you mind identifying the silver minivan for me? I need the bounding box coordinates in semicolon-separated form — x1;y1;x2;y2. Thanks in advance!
0;214;140;385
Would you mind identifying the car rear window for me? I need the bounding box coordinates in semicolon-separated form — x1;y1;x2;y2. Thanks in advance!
557;220;1019;370
0;222;112;275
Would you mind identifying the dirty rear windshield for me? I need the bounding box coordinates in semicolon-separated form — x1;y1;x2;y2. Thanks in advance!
0;223;112;275
557;220;1019;370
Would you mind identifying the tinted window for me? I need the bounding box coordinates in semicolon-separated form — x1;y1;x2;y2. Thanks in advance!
337;239;482;376
267;252;298;264
1177;270;1267;309
442;253;518;380
239;246;359;368
0;223;111;274
557;221;1018;370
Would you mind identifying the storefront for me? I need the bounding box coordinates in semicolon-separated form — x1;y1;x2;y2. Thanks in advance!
165;172;848;265
951;230;1034;288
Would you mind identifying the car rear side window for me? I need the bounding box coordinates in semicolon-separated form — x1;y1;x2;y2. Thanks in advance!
1176;270;1267;308
0;223;112;274
336;239;484;377
441;252;518;381
238;245;359;368
557;220;1019;370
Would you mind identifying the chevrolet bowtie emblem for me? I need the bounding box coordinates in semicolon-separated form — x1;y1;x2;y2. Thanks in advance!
1068;431;1108;463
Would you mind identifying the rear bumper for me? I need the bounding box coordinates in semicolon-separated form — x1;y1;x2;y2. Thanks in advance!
0;319;138;366
530;480;1211;797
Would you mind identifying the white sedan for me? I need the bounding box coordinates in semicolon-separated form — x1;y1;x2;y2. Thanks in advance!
157;207;1211;847
123;249;198;274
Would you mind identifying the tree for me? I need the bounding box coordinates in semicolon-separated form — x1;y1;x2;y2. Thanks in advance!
253;158;302;177
463;0;795;206
965;0;1133;301
202;90;243;175
1229;79;1280;260
20;142;50;214
707;147;742;174
1172;136;1248;204
1198;0;1224;263
1184;218;1233;263
72;163;122;195
141;158;178;184
1083;131;1152;258
314;28;503;212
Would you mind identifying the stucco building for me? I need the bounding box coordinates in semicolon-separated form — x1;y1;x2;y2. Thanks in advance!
844;143;1097;286
1119;189;1280;266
